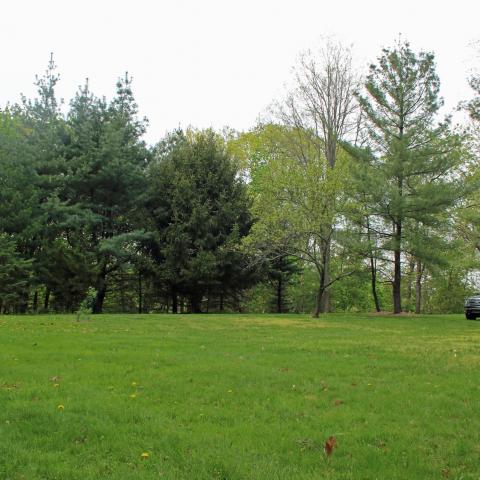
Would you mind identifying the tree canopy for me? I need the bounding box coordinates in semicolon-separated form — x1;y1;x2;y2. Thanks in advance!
0;41;479;316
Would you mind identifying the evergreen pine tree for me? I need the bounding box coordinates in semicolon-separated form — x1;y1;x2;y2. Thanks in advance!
348;41;464;313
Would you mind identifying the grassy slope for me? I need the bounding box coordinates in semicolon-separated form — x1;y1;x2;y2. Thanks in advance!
0;313;479;479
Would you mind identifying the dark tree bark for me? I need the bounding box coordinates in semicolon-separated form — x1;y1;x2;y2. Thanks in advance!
406;257;415;310
206;288;210;313
189;293;202;313
319;242;331;313
276;278;283;313
92;259;110;314
365;218;381;312
120;275;126;312
392;102;405;315
313;284;325;318
32;290;38;313
44;288;50;311
138;272;142;314
370;256;381;312
392;220;402;314
171;289;178;314
219;292;224;312
92;280;107;314
415;259;423;314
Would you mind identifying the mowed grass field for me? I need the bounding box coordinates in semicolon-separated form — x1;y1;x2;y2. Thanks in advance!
1;313;480;479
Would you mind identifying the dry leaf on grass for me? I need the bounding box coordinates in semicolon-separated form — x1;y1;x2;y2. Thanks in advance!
324;436;337;456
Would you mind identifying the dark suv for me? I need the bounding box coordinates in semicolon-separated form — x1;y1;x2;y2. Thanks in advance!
465;295;480;320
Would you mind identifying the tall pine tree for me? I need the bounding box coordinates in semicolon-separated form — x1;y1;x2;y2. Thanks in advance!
65;74;149;313
348;41;464;313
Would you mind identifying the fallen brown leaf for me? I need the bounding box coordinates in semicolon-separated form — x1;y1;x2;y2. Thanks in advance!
324;436;337;456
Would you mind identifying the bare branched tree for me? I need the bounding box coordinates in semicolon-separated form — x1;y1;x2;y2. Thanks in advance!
272;40;361;315
276;40;360;167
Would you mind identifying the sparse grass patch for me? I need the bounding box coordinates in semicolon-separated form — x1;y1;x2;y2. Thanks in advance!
1;313;479;479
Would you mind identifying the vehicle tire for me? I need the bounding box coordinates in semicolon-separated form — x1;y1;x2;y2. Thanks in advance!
466;313;476;320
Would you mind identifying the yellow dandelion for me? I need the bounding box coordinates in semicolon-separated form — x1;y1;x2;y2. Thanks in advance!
57;404;65;411
131;381;137;387
140;452;150;460
130;394;137;398
53;383;60;388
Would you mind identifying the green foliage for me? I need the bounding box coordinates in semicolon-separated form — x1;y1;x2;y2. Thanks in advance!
287;267;319;313
0;45;479;315
0;109;38;237
423;268;476;314
76;287;96;321
34;239;92;312
329;271;374;312
146;129;256;312
63;74;149;313
0;235;31;312
242;253;301;313
236;124;354;316
456;61;480;260
347;40;467;312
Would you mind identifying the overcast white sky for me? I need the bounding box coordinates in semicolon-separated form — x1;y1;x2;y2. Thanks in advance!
1;0;479;144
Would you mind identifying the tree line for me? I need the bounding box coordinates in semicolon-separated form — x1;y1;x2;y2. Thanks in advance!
1;40;480;316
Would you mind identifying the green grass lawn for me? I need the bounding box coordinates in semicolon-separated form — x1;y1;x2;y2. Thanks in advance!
1;313;479;479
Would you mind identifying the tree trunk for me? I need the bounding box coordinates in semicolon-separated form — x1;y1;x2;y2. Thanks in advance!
326;136;337;169
92;280;107;314
320;290;331;313
393;117;404;315
392;221;402;314
313;260;328;318
219;292;224;312
319;237;332;313
365;216;381;312
172;289;178;314
189;294;202;313
44;288;51;311
415;259;423;314
313;284;324;318
120;274;126;312
277;277;283;313
138;272;142;314
206;288;210;313
32;290;38;313
406;257;415;311
370;256;381;312
320;140;336;313
92;259;109;314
